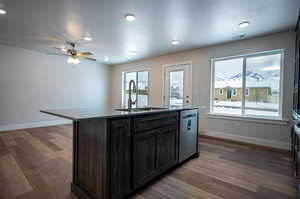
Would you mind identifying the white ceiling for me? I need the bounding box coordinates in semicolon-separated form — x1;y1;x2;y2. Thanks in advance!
0;0;299;64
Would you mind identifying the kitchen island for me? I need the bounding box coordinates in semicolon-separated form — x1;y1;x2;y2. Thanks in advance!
41;106;200;199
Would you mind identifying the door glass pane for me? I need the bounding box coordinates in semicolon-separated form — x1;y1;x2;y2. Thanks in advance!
213;58;243;115
137;71;149;107
169;71;184;106
124;72;137;108
245;53;281;117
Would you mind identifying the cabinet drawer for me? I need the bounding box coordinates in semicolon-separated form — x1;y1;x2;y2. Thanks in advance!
133;112;178;133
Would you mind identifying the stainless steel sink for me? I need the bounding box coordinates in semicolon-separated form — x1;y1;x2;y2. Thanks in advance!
114;107;167;112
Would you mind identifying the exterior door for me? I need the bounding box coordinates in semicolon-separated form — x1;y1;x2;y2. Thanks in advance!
227;89;232;100
164;63;192;107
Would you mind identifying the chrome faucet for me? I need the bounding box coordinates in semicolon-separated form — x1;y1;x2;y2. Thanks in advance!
128;80;137;110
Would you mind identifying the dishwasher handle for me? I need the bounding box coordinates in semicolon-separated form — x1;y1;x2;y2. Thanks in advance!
182;114;197;119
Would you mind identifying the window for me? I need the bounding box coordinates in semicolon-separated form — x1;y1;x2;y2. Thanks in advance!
232;89;237;96
122;70;149;108
219;89;224;95
211;50;283;118
245;88;249;96
169;70;184;106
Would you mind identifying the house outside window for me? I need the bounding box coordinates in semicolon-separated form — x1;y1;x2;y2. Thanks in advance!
211;50;283;118
122;70;149;108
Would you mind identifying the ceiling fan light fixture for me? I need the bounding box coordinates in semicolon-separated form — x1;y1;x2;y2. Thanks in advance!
67;56;80;64
125;13;136;22
61;48;67;52
0;8;7;15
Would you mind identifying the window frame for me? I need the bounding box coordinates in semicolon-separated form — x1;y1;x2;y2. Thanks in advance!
210;49;284;120
122;69;149;108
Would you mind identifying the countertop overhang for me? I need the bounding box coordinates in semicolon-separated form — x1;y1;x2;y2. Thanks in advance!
41;106;204;121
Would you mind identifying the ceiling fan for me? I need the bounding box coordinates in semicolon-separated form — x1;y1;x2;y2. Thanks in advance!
52;42;96;64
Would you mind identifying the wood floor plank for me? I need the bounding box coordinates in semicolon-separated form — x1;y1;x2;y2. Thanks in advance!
171;167;257;199
25;128;62;152
0;125;296;199
0;137;9;156
0;154;32;198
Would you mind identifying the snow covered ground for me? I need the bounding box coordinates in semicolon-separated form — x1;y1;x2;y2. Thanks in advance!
214;101;278;110
170;98;183;106
213;101;279;117
213;107;279;117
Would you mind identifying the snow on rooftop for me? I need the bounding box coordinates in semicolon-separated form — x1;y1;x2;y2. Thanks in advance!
215;79;271;88
215;70;279;90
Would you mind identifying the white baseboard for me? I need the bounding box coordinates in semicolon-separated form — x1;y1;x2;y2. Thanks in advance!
200;129;290;150
0;120;72;132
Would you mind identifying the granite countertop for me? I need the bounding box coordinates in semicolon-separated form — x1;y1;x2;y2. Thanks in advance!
41;106;204;121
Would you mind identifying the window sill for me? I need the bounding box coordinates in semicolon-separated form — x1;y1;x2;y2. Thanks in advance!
207;113;289;125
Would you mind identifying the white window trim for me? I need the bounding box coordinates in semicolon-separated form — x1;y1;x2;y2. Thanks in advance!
207;113;289;125
210;49;285;120
121;69;149;108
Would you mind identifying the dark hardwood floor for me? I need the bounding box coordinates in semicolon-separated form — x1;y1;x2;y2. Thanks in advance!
0;125;296;199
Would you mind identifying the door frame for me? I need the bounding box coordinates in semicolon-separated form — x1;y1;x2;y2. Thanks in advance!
162;61;193;106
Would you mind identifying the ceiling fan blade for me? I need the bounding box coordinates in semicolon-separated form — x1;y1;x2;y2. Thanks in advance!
84;57;97;61
47;52;69;56
78;52;93;57
54;47;68;52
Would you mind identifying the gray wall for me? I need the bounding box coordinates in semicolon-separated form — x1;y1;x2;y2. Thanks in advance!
0;45;111;131
111;31;295;149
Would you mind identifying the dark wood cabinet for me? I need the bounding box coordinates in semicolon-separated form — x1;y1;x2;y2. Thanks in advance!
133;129;158;188
156;125;178;172
293;11;300;110
66;109;198;199
110;119;131;199
133;114;179;189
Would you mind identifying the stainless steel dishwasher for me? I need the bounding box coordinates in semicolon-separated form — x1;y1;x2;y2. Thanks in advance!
179;109;198;163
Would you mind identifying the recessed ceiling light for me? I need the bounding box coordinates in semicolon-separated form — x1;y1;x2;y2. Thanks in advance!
83;36;92;41
0;9;7;15
128;50;137;55
104;57;109;61
239;21;250;28
171;40;180;45
125;13;136;22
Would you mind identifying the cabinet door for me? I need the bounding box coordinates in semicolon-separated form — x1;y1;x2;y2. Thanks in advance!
133;130;158;188
157;125;178;172
110;119;131;199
